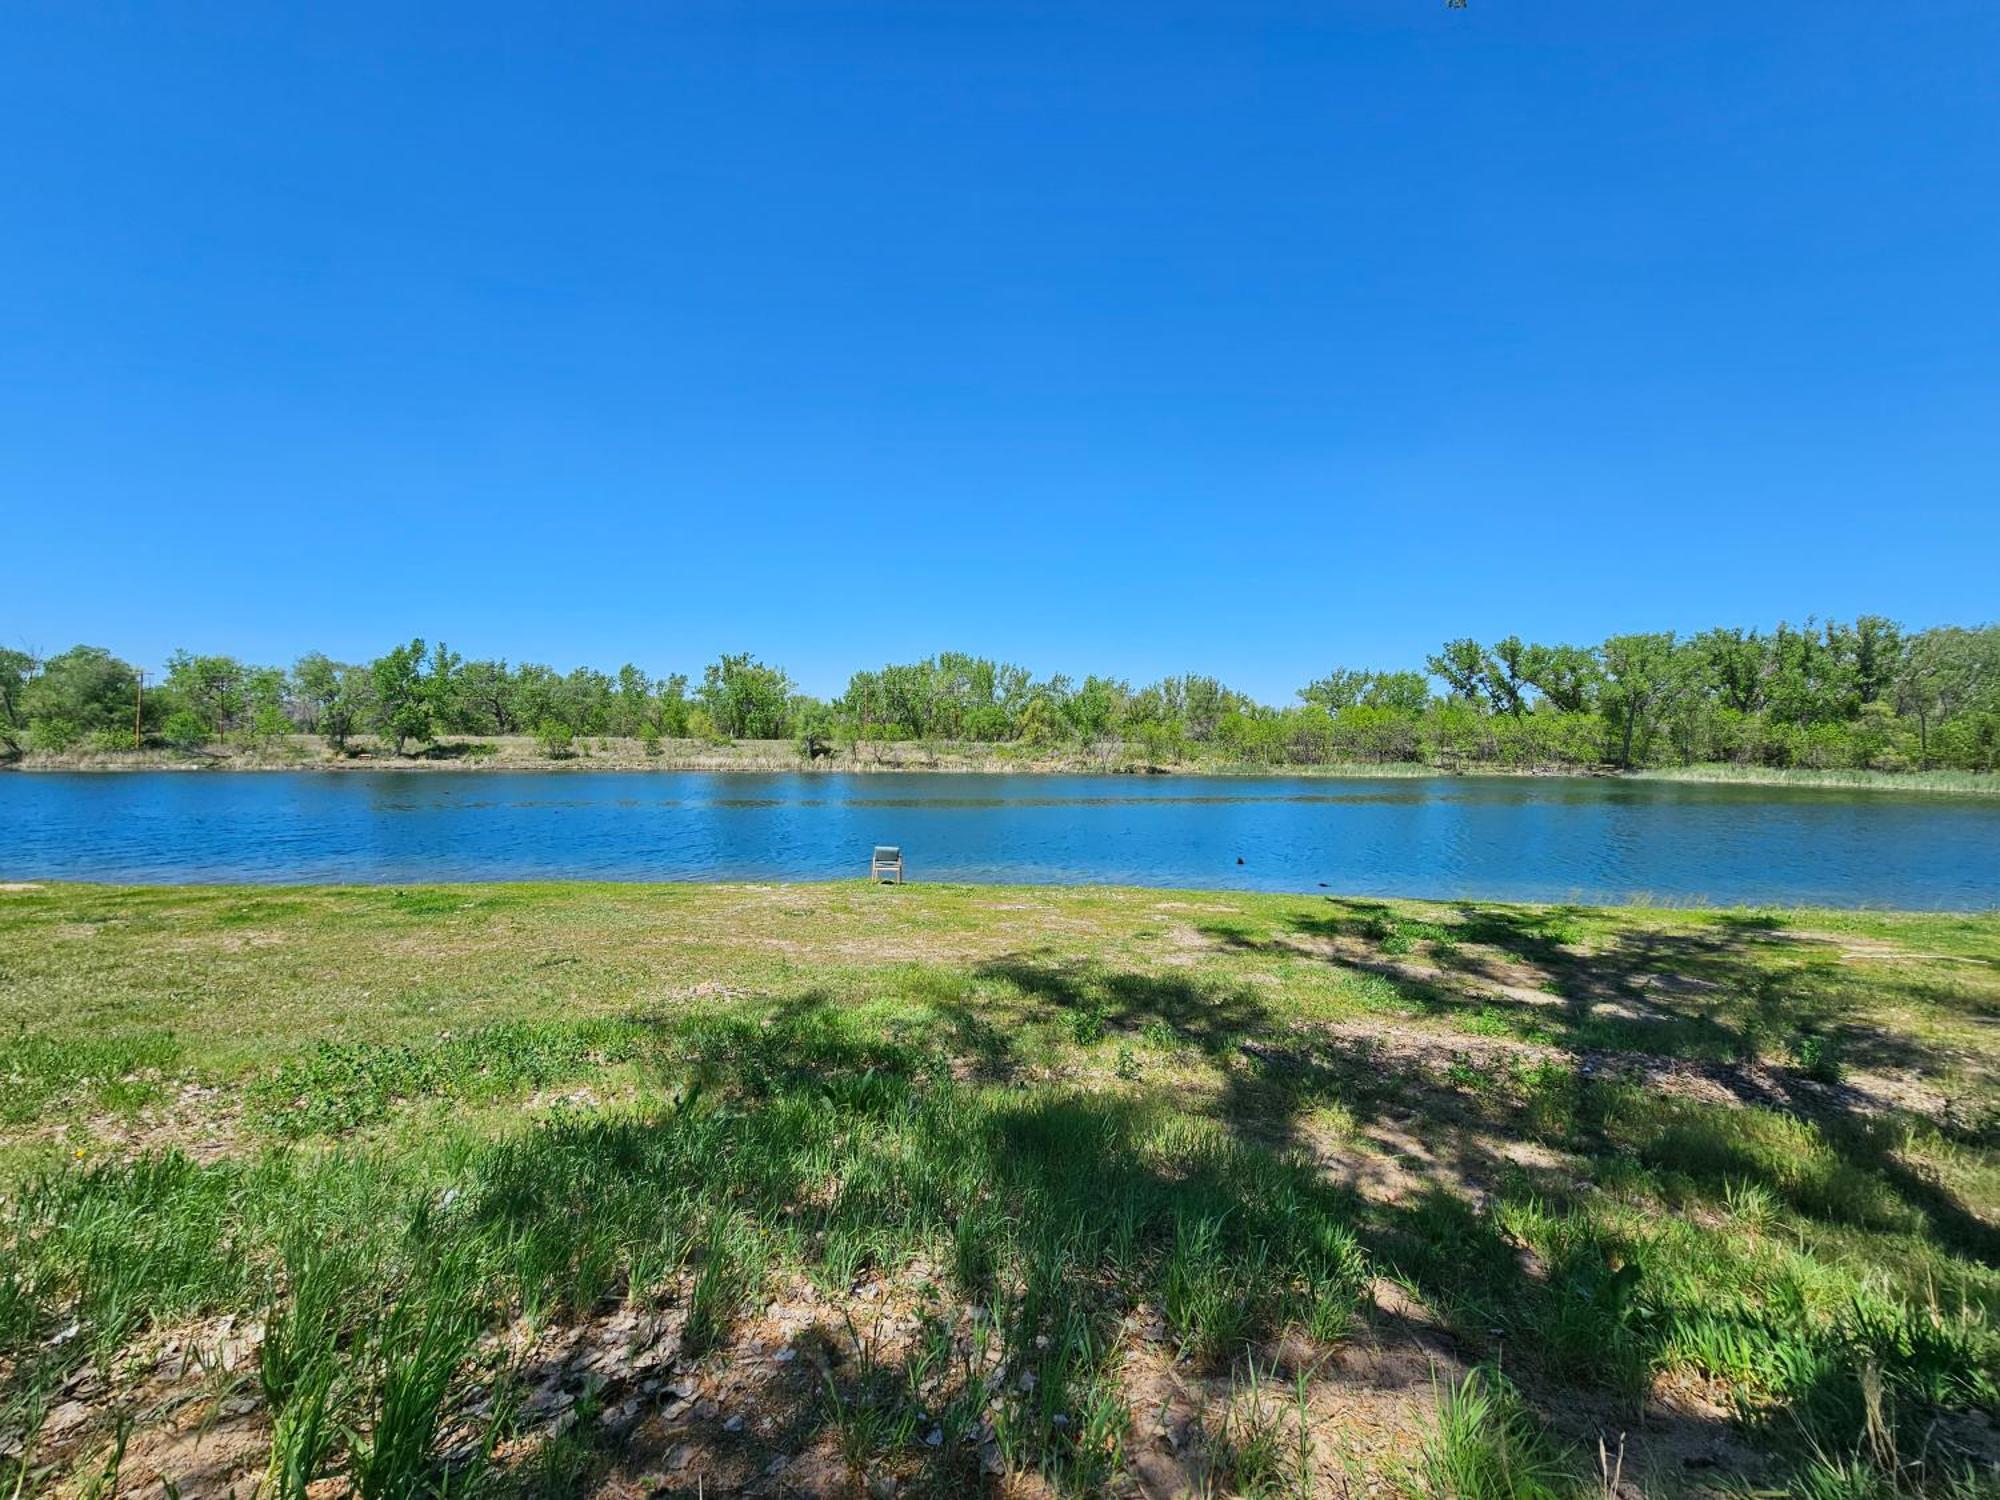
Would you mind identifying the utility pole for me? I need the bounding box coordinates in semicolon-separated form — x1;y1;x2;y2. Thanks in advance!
134;671;145;750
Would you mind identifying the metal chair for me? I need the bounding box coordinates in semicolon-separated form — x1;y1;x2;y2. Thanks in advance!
871;845;904;883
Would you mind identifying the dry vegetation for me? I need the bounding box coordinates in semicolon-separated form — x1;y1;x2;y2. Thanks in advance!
1;882;1995;1498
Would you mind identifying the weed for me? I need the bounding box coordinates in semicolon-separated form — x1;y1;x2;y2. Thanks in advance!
347;1256;486;1500
1419;1366;1576;1500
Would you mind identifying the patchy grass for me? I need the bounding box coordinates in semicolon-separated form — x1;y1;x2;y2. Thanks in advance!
0;881;1995;1497
1627;764;2000;798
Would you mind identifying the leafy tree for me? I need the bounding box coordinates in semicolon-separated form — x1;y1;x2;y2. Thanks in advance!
1852;615;1901;707
1015;695;1061;747
1598;633;1683;768
289;653;340;734
21;646;140;740
1426;639;1490;704
370;639;435;754
655;673;691;738
1692;628;1767;715
164;652;247;739
1360;671;1432;715
792;698;840;760
161;709;208;751
0;648;31;754
699;653;793;740
455;660;518;735
1299;669;1372;713
1064;675;1124;742
613;664;653;738
293;654;369;750
1766;620;1854;728
243;666;291;743
422;642;463;732
1515;643;1599;715
1486;637;1531;717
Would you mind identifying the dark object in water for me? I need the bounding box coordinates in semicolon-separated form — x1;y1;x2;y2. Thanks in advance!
1236;856;1245;865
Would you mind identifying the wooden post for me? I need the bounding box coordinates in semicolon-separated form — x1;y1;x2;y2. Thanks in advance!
133;671;145;750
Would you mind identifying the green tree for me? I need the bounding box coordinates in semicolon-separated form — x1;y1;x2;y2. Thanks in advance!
370;639;435;754
164;652;247;739
0;648;31;754
699;654;793;740
21;646;140;741
655;673;692;738
1851;615;1902;707
1692;628;1767;715
455;660;518;735
1360;671;1432;715
292;654;369;750
792;698;840;760
1426;639;1490;704
1486;636;1531;717
1299;669;1371;713
243;665;292;744
613;664;654;738
422;641;463;734
1516;643;1599;715
1598;633;1683;768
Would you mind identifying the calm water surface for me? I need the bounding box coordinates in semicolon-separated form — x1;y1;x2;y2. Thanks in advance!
2;771;1997;907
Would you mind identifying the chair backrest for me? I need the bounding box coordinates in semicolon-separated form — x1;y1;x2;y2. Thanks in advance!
873;846;901;861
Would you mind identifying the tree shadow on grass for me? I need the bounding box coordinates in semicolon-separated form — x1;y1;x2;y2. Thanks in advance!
972;954;1275;1058
459;1013;1788;1496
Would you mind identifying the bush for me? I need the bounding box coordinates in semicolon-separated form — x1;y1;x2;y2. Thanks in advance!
534;720;574;759
162;709;209;749
640;728;663;757
26;717;81;753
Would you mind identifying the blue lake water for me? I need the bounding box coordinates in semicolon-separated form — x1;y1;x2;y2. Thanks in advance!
2;771;1997;908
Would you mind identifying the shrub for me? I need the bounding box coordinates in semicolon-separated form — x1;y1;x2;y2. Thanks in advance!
534;720;575;759
162;709;209;749
1794;1031;1845;1083
25;717;80;753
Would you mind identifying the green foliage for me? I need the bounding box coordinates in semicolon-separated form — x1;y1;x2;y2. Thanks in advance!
10;618;1999;777
369;639;434;754
1;1029;180;1124
160;708;209;749
0;648;32;754
292;652;368;749
164;652;248;739
699;652;793;739
1419;1367;1577;1500
17;646;140;749
249;1019;654;1136
25;716;80;752
2;886;1997;1496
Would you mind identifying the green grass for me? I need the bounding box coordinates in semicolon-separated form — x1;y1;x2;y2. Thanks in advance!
0;881;1995;1497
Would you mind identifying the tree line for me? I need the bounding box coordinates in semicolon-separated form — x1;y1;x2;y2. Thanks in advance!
3;617;1996;773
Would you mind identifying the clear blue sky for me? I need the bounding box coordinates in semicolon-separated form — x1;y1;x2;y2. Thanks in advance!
4;2;1995;701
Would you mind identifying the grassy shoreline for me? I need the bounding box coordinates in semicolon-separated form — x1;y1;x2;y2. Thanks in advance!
7;735;1997;796
2;880;1995;1497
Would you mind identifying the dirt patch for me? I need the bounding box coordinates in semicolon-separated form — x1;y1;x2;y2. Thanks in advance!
23;1083;246;1165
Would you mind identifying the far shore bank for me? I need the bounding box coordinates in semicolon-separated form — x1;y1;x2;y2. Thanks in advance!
4;734;1995;796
